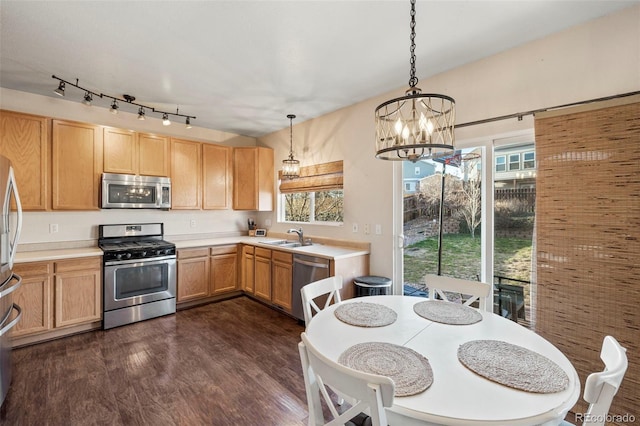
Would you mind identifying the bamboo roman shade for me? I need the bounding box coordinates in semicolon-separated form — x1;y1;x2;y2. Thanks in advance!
278;160;343;193
534;96;640;421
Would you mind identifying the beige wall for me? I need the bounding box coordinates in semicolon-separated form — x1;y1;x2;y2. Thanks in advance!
258;5;640;280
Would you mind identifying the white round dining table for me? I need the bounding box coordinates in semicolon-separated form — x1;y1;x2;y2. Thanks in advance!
304;295;581;426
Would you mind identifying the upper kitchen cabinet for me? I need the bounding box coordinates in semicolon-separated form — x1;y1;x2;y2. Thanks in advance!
171;138;201;209
52;119;103;210
203;143;232;210
104;128;170;177
0;110;49;210
233;147;274;211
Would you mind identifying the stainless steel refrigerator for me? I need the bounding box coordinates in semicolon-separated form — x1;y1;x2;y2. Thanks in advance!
0;155;23;406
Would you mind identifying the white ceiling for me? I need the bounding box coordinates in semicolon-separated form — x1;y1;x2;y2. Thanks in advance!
1;1;636;137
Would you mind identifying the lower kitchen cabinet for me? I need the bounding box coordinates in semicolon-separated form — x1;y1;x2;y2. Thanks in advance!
177;244;240;305
11;257;102;342
177;248;210;302
254;247;271;301
271;250;293;312
210;245;238;294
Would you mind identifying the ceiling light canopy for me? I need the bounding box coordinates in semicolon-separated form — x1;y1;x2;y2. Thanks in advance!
374;0;455;162
51;75;196;128
282;114;300;179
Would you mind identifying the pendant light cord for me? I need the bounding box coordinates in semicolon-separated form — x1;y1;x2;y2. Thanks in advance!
408;0;418;89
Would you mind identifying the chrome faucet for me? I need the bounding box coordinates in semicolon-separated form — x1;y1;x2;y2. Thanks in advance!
287;228;304;245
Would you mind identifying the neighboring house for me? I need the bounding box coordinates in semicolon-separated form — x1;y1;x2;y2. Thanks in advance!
494;143;536;189
402;161;437;194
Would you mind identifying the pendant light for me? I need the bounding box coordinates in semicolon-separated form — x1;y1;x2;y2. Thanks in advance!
282;114;300;179
374;0;455;162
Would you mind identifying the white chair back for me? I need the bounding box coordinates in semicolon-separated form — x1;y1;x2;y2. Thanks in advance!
424;274;491;311
299;332;394;426
581;336;628;426
301;275;343;326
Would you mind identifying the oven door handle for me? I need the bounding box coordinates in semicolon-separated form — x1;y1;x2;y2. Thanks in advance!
104;255;176;267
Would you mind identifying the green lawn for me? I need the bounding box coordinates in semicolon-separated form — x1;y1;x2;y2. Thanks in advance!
404;234;532;285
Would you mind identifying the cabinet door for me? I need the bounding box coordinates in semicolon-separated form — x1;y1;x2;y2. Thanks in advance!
272;251;293;312
54;259;102;328
139;133;170;176
52;120;103;210
233;147;273;211
177;256;210;302
103;127;137;174
254;248;271;301
12;262;53;336
241;245;255;294
203;144;232;210
171;138;201;209
210;249;238;294
0;110;49;210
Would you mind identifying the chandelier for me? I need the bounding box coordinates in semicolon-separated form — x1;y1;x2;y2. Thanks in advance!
374;0;455;162
282;114;300;179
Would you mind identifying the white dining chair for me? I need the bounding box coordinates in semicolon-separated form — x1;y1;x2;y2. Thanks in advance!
301;275;343;326
424;273;491;311
299;332;395;426
560;335;628;426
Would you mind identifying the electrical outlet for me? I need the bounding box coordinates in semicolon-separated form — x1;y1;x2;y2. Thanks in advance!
364;224;370;235
49;224;59;233
352;223;358;233
190;219;196;228
375;224;382;235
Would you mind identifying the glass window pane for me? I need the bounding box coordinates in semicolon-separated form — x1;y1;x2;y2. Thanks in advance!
508;154;520;170
523;151;535;169
314;190;344;222
284;193;311;222
496;156;506;172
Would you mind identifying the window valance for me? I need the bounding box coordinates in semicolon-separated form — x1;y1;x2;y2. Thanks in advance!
278;160;343;193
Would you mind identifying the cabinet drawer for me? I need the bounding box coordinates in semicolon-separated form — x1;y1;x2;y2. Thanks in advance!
243;245;255;255
54;257;101;273
210;245;237;256
255;247;271;259
14;261;51;278
178;248;209;259
272;250;292;264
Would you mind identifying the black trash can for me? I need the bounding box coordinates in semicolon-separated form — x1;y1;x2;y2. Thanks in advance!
354;275;392;297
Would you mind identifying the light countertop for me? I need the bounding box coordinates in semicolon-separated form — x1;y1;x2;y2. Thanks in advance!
15;236;369;263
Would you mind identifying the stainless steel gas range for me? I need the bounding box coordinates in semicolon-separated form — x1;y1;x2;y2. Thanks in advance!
98;223;176;330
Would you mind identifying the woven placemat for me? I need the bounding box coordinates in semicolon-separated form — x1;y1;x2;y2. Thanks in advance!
338;342;433;396
413;300;482;325
334;302;397;327
457;340;569;393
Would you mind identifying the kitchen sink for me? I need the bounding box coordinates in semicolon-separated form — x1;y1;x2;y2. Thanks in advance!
263;240;310;248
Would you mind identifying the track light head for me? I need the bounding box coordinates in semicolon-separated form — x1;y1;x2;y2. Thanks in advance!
82;92;93;106
185;117;192;129
162;113;171;126
110;100;119;114
54;81;65;97
137;107;146;121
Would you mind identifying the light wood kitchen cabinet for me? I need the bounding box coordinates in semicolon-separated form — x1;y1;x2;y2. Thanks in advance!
177;248;210;302
233;147;274;211
271;250;293;312
0;110;49;210
210;245;238;294
53;257;102;328
103;126;137;174
171;138;202;209
12;262;52;337
138;133;170;176
52;119;103;210
254;247;272;301
241;245;255;294
203;143;232;210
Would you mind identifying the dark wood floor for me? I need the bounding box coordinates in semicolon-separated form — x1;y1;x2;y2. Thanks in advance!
1;297;310;425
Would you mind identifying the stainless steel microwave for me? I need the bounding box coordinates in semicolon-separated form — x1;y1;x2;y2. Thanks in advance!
101;173;171;209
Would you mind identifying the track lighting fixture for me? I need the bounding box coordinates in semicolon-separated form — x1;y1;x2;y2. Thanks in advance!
54;81;65;96
51;75;196;128
82;92;92;106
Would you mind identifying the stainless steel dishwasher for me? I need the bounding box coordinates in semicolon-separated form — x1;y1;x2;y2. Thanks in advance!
291;254;330;322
